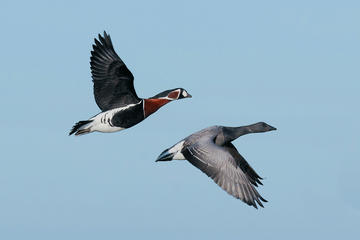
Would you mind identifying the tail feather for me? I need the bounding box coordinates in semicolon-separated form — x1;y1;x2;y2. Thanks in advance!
69;120;93;136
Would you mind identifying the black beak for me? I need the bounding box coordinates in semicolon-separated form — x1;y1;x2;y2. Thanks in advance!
156;149;174;162
186;93;192;98
269;125;277;131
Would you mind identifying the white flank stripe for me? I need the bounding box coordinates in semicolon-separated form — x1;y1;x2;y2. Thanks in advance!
89;101;142;133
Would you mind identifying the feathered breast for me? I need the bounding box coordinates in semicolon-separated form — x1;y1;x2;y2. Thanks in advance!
143;99;171;118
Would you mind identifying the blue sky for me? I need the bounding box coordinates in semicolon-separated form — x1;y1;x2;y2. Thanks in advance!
1;0;359;239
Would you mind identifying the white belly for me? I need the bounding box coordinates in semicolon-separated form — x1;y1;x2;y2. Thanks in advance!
92;123;124;133
89;109;124;133
87;102;142;133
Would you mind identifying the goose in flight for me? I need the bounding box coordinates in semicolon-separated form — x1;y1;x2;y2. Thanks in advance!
69;31;191;136
156;122;276;208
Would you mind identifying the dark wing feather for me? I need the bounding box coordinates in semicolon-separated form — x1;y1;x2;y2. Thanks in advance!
182;140;266;208
90;31;140;111
224;142;264;187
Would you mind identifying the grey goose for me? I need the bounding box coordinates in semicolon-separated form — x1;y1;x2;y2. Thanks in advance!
156;122;276;208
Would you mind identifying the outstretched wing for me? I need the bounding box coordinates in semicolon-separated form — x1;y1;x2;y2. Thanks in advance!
182;139;267;208
223;142;264;187
90;31;140;111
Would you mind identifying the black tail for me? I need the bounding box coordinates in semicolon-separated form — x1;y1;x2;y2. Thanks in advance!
69;120;93;136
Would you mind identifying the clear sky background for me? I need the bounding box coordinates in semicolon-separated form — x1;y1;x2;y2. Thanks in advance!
1;0;359;239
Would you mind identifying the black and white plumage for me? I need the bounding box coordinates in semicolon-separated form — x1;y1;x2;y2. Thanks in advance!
69;31;191;136
156;122;276;209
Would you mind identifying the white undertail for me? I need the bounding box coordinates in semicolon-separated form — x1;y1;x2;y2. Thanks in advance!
74;102;142;135
168;140;186;160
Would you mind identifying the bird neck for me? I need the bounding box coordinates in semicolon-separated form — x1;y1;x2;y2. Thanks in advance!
221;124;260;143
143;98;171;118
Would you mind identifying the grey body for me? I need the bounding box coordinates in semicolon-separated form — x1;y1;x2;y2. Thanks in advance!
156;122;276;209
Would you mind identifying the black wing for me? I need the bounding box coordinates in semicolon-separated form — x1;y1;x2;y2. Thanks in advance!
182;140;267;208
90;31;140;111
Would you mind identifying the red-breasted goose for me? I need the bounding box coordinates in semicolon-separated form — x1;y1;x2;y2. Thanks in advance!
69;32;191;136
156;122;276;209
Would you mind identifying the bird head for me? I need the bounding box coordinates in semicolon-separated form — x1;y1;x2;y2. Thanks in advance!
151;88;192;100
249;122;277;133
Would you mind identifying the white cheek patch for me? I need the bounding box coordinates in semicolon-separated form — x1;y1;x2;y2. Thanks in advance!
182;91;188;97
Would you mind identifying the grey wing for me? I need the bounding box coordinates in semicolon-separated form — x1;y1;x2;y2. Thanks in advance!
90;32;140;111
224;142;264;187
182;140;267;208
